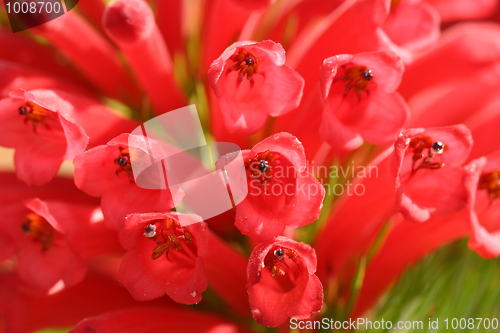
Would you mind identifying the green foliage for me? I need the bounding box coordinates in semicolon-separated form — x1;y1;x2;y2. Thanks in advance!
364;240;500;332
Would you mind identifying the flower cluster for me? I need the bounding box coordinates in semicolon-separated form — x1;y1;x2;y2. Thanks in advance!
1;0;500;332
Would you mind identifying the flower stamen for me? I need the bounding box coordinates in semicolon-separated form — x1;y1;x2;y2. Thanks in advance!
336;64;374;100
263;246;299;277
227;49;266;88
145;218;194;260
478;170;500;201
245;150;282;194
409;136;448;174
22;213;56;251
18;102;52;133
114;147;135;183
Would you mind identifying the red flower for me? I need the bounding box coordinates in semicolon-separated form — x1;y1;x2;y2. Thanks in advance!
468;151;500;258
247;236;323;327
383;0;440;53
70;308;248;333
118;212;208;304
102;0;186;114
319;51;410;151
394;125;473;223
0;198;88;294
208;40;304;135
0;89;88;185
217;132;324;242
73;133;182;230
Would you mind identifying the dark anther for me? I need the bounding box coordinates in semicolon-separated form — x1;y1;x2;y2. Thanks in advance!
258;160;269;173
274;248;285;260
22;224;30;233
362;70;373;81
431;141;444;154
116;157;128;167
245;56;255;66
18;106;28;115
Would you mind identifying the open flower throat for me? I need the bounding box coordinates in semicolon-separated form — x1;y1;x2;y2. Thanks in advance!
114;147;135;183
18;102;52;131
22;213;56;251
478;170;500;201
264;246;299;277
336;63;374;99
409;136;448;174
227;49;265;88
245;150;281;186
143;218;195;261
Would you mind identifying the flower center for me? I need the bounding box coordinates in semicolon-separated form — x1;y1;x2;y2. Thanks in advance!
144;218;195;260
114;147;135;183
22;213;56;251
263;246;299;277
409;136;448;174
478;170;500;201
18;102;52;132
227;49;266;88
336;64;374;100
245;150;280;187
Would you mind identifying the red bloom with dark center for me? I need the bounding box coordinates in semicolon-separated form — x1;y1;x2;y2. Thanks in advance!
247;236;323;327
0;198;87;294
118;212;208;304
217;132;324;242
208;40;304;135
73;133;182;230
0;89;88;185
319;51;410;151
394;125;473;223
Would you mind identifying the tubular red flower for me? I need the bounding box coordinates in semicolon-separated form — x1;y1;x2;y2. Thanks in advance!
0;60;95;100
73;133;182;230
468;152;500;258
70;307;247;333
103;0;186;114
31;11;140;105
118;212;208;304
394;125;473;223
319;51;410;151
383;0;440;52
204;231;250;317
0;31;89;85
217;132;324;242
0;272;179;333
0;89;88;186
425;0;497;21
247;236;323;327
208;40;305;135
0;198;88;294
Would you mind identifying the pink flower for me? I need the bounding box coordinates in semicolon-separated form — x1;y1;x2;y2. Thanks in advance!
0;198;88;294
73;133;182;230
217;132;324;242
247;236;323;327
319;51;410;151
0;89;88;185
468;151;500;258
208;40;304;135
394;125;473;222
383;0;440;53
118;212;208;304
